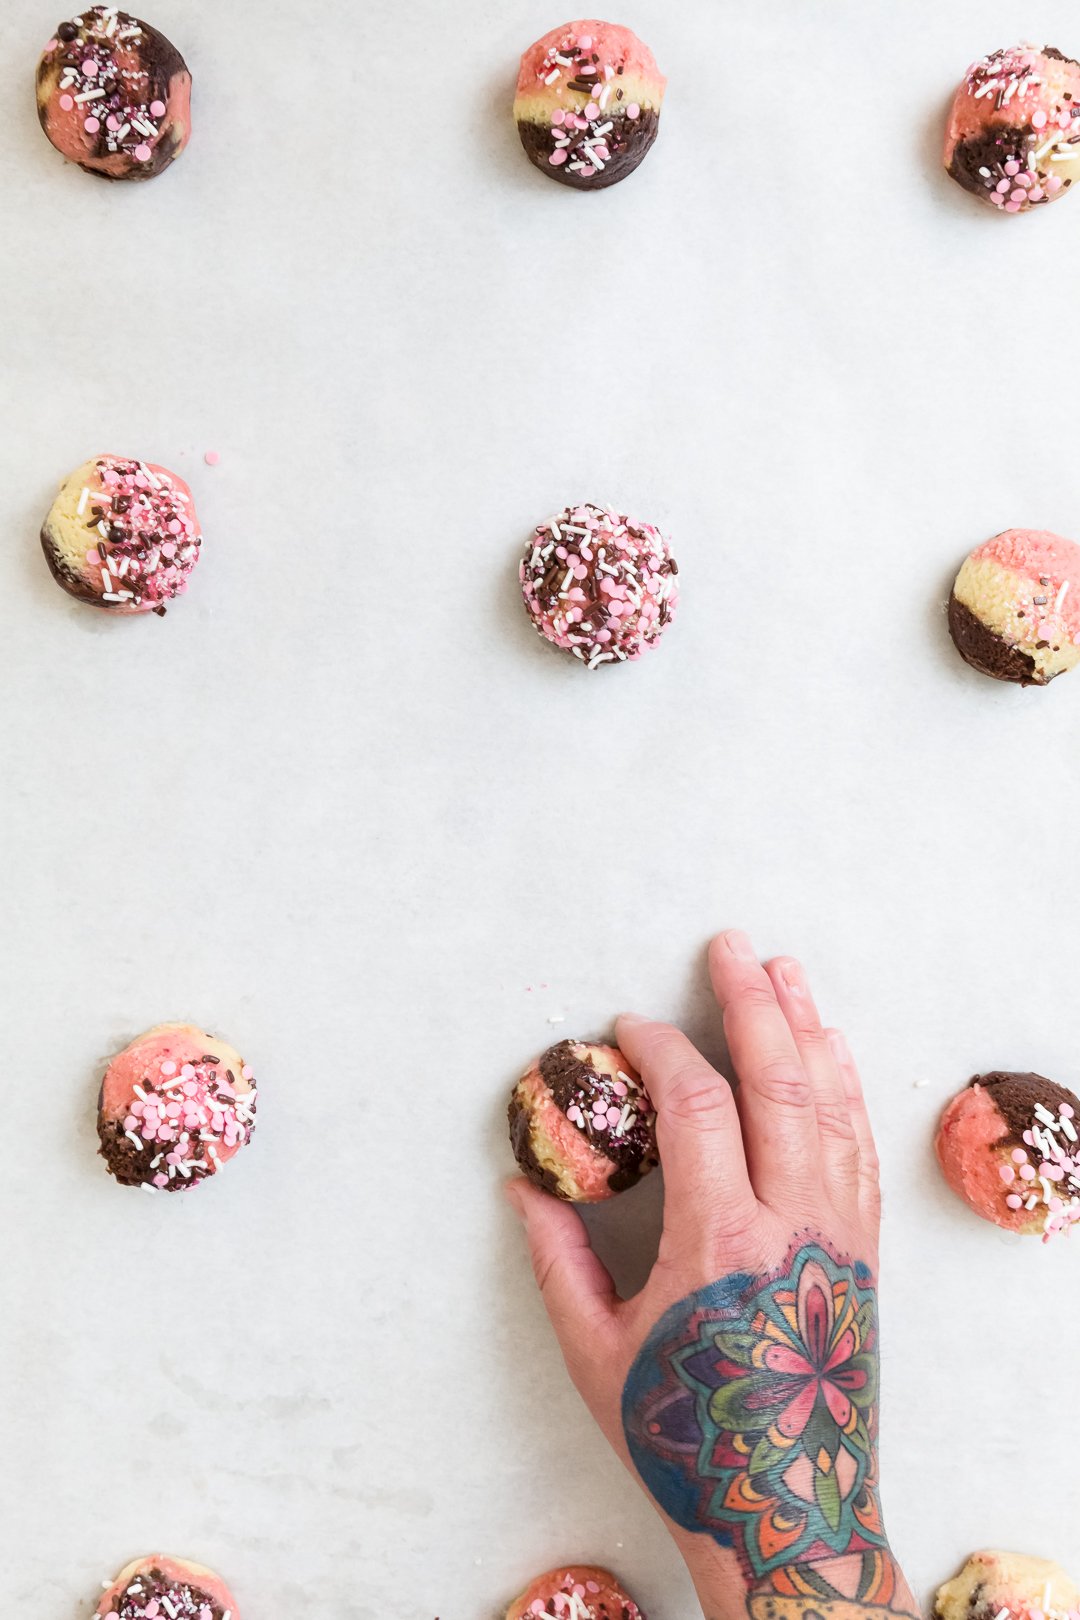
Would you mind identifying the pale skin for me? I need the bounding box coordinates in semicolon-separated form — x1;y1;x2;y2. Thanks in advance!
506;930;919;1620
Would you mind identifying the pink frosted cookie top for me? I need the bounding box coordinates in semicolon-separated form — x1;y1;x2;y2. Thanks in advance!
99;1024;257;1192
971;528;1080;642
507;1566;645;1620
520;502;678;668
37;7;191;178
516;19;665;102
97;1556;238;1620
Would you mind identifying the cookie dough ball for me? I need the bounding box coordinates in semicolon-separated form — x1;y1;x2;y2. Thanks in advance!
520;503;678;668
936;1072;1080;1239
515;20;666;189
509;1040;657;1202
97;1556;240;1620
935;1550;1079;1620
506;1565;645;1620
37;8;191;181
948;530;1080;686
41;455;202;616
945;45;1080;212
98;1024;258;1193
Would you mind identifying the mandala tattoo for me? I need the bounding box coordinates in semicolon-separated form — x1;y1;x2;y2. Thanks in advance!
623;1242;894;1597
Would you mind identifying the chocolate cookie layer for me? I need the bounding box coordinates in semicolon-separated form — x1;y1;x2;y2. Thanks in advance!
517;106;660;190
970;1071;1080;1145
948;593;1042;685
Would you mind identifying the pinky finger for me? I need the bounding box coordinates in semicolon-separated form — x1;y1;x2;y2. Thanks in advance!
825;1029;882;1226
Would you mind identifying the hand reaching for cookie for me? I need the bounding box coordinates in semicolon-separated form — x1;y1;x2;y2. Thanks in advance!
506;931;919;1620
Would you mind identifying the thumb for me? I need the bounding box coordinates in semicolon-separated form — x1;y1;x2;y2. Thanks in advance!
505;1179;620;1373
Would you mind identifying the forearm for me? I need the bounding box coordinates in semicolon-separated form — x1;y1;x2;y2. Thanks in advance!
680;1540;919;1620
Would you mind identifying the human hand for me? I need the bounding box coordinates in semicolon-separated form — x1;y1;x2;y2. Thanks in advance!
506;931;918;1620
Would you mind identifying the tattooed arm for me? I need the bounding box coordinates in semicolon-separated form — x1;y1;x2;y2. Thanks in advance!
506;932;919;1620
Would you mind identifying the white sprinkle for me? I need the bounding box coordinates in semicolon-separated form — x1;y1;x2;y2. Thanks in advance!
101;593;123;602
105;12;117;33
124;1130;144;1151
993;1608;1012;1620
614;1104;634;1135
131;117;157;137
139;1183;157;1195
1026;1194;1039;1210
75;87;106;103
161;1599;178;1619
547;1014;565;1025
545;68;561;84
589;650;615;668
150;1155;162;1168
913;1079;930;1089
77;486;90;516
114;123;130;141
593;120;614;135
117;28;142;39
1062;1115;1077;1142
100;569;112;592
1035;1102;1058;1126
1056;581;1070;612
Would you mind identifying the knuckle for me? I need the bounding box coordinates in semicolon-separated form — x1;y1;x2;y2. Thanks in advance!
730;984;779;1014
665;1064;731;1129
815;1100;858;1144
753;1057;813;1109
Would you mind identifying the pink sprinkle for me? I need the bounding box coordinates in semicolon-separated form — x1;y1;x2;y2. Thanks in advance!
59;94;74;111
161;1060;177;1075
183;1080;198;1097
1030;186;1045;200
585;101;600;119
204;449;221;466
1006;1194;1024;1210
1047;175;1064;192
150;99;167;117
241;1065;254;1080
153;1174;169;1188
1032;109;1048;129
549;148;568;166
123;1115;139;1132
1020;1163;1037;1181
1004;160;1020;176
107;114;121;130
996;178;1011;193
141;1122;156;1140
1011;1148;1027;1164
613;1080;628;1097
45;38;58;51
1011;188;1027;204
577;33;593;48
999;1164;1016;1184
168;518;182;533
181;1064;196;1080
627;103;641;120
606;1106;622;1125
551;109;565;126
86;548;101;566
84;116;100;134
134;143;152;162
1062;1104;1075;1119
82;58;98;75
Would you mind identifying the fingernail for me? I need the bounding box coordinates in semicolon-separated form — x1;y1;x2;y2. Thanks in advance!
827;1029;852;1064
724;929;755;960
504;1182;526;1219
778;959;805;994
617;1011;648;1025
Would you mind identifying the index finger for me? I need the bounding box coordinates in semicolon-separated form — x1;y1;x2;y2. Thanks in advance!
615;1014;759;1246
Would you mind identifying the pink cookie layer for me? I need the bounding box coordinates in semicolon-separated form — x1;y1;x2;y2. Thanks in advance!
518;1057;623;1202
969;529;1080;639
936;1085;1039;1236
516;19;665;99
945;45;1080;150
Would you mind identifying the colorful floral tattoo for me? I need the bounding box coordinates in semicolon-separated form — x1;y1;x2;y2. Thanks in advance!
623;1242;914;1618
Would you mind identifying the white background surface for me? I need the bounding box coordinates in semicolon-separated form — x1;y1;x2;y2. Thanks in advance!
0;1;1078;1615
